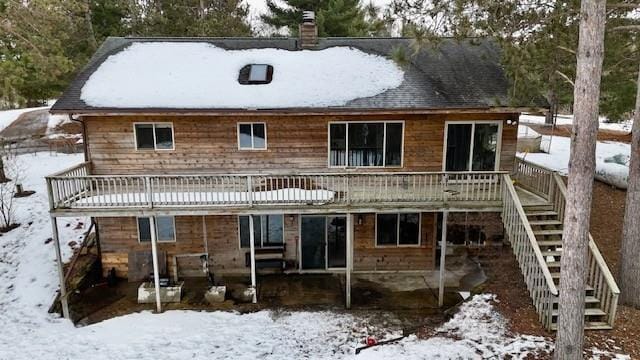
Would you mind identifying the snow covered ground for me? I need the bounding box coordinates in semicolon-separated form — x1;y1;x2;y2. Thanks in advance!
518;125;631;189
0;152;628;359
520;113;633;133
0;106;50;132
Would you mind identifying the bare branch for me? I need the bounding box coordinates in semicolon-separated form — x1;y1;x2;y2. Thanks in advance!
555;70;575;87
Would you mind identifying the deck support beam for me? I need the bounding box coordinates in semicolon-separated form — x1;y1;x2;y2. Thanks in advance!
51;216;70;319
438;211;448;307
346;213;354;309
149;216;162;313
248;215;257;303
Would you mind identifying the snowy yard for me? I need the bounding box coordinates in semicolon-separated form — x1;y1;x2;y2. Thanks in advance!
0;152;630;359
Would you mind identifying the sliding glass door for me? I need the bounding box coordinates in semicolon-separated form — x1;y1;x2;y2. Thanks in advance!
300;215;346;270
445;122;500;171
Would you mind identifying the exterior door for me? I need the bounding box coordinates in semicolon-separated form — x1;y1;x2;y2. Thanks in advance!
301;216;326;269
300;215;347;270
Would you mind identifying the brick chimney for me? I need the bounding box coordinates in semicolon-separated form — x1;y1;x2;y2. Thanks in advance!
298;11;317;49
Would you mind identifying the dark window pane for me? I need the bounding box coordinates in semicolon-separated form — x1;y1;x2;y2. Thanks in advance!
264;215;283;246
135;124;154;149
137;217;151;242
399;213;420;245
154;125;173;150
472;124;499;171
330;123;346;166
327;216;346;268
156;216;175;242
349;123;384;166
253;124;266;149
445;124;472;171
376;214;398;245
239;124;252;149
239;215;261;248
385;123;403;166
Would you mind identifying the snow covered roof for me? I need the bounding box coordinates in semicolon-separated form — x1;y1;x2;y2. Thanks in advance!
52;37;547;113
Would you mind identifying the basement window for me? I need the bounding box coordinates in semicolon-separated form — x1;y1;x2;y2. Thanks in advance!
138;216;176;243
238;122;267;150
238;64;274;85
239;215;284;248
376;213;420;247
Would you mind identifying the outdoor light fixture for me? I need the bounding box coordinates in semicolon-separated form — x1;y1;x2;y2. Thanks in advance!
357;214;363;225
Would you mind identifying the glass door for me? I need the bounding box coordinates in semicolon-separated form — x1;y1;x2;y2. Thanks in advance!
301;216;326;270
327;216;346;268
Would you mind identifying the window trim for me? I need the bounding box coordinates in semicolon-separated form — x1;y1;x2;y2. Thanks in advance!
237;122;268;151
133;122;175;151
136;216;177;243
237;214;285;249
374;212;421;248
327;120;405;168
442;120;503;172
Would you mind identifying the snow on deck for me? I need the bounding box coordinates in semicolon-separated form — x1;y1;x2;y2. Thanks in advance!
80;42;405;109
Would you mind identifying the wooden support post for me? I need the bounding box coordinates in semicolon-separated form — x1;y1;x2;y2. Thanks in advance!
248;215;257;303
346;213;354;309
51;216;70;319
149;216;162;313
438;211;448;307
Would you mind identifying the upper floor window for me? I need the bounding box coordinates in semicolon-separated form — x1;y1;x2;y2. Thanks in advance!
137;216;176;243
134;123;174;150
376;213;420;246
329;121;403;167
445;121;501;171
239;215;284;248
238;122;267;150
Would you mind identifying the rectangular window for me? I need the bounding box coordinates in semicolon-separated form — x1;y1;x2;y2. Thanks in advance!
134;123;174;150
376;213;420;246
239;215;283;248
138;216;176;243
238;123;267;150
445;122;500;171
329;122;403;167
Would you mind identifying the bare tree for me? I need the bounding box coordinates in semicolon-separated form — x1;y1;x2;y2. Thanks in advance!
0;151;23;231
619;63;640;307
554;0;607;358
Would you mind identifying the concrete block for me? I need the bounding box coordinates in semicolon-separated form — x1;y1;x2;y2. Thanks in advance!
205;286;227;304
137;281;183;303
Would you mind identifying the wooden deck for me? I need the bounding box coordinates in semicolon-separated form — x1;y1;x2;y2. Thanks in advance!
47;162;509;216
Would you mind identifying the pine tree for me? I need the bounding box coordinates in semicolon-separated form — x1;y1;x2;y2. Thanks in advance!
261;0;380;37
555;0;606;357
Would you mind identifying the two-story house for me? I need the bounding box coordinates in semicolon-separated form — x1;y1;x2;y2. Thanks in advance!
46;17;620;331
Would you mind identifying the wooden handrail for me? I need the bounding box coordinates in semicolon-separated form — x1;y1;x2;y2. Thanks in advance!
503;174;559;295
63;221;96;285
48;161;91;177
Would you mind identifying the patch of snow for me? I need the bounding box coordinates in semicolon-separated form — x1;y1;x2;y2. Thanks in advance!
0;106;49;132
46;114;72;134
80;42;405;109
519;113;633;133
517;135;631;189
518;125;540;138
589;347;631;360
458;291;471;300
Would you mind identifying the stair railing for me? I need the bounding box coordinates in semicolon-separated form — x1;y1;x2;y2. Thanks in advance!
502;174;559;329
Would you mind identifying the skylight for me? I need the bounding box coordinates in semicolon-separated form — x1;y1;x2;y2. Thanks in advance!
249;64;268;82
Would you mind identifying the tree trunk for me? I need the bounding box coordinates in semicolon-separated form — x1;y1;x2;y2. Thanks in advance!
619;63;640;308
554;0;606;359
84;0;98;51
0;157;8;183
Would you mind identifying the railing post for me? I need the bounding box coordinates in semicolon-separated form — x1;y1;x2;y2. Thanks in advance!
247;175;253;206
46;178;56;211
145;176;153;208
346;175;351;205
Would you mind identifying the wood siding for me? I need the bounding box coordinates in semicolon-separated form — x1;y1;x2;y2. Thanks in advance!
353;213;436;271
83;113;518;175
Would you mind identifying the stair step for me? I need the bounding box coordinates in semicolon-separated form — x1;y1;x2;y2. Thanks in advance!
527;210;558;217
522;204;555;210
541;251;562;257
550;321;612;331
538;240;563;247
529;220;563;226
546;261;561;268
534;229;564;236
552;308;607;317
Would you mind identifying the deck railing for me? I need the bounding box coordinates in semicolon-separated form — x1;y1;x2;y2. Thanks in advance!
513;157;553;199
502;173;558;328
46;165;506;210
549;172;620;328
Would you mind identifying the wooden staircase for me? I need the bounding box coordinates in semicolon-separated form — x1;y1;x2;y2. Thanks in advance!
503;159;620;331
523;203;612;330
